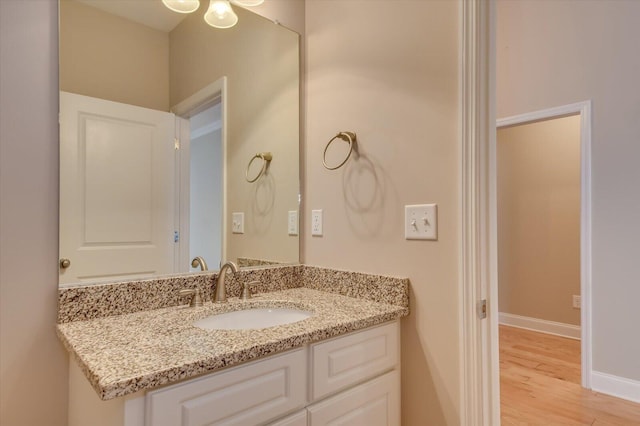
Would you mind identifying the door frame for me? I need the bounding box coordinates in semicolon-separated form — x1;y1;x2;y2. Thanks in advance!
496;101;593;390
459;0;498;424
171;77;228;271
460;1;595;421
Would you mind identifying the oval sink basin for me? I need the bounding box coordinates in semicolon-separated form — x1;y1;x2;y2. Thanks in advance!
193;308;313;330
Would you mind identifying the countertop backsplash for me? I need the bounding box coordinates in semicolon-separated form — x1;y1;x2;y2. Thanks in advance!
58;264;409;323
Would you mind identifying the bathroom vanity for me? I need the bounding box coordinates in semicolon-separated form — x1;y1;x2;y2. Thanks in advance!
68;320;399;426
57;266;409;426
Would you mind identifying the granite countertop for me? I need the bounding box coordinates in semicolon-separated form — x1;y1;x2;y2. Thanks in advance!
57;287;409;400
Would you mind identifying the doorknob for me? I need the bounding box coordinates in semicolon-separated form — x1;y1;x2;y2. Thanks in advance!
60;258;71;269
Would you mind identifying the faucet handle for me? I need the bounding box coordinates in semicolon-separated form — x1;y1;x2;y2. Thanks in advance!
179;288;203;307
241;281;260;301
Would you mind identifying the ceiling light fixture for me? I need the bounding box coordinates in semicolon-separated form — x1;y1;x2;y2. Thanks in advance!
204;0;239;29
162;0;200;14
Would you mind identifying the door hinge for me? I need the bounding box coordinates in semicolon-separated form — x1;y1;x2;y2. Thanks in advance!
174;231;179;243
174;138;180;150
477;299;487;319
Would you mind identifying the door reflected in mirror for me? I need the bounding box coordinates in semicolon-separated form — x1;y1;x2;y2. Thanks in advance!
58;0;300;286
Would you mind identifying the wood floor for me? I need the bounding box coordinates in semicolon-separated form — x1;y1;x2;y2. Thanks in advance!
499;325;640;425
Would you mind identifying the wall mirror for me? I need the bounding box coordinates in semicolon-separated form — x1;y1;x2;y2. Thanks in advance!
58;0;300;286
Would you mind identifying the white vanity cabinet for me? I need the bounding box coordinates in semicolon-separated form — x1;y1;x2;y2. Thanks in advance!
266;410;307;426
145;349;307;426
306;370;400;426
310;320;399;401
69;321;400;426
306;321;400;426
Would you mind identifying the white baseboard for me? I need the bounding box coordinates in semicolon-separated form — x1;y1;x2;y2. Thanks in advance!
499;312;581;340
591;371;640;403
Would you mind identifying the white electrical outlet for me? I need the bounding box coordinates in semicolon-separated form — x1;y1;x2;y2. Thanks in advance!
232;212;244;234
311;209;323;236
405;204;437;240
288;210;298;236
572;295;581;309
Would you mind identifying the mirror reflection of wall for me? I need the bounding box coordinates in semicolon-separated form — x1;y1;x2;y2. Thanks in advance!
189;103;223;271
58;0;300;287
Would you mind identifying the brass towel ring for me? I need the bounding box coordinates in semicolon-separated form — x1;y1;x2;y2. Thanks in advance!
246;152;272;183
323;132;357;170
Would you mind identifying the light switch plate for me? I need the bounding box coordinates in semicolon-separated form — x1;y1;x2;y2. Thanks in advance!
288;210;298;236
311;209;323;236
405;204;437;240
232;212;244;234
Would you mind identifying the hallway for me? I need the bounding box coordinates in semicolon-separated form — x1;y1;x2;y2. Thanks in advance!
500;325;640;425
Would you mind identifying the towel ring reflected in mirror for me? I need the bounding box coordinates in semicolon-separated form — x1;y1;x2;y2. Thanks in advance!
245;152;273;183
323;131;357;170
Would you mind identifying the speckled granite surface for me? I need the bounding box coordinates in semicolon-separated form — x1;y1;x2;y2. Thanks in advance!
236;257;284;267
58;264;408;323
302;265;409;308
58;265;303;323
57;288;408;400
57;273;215;323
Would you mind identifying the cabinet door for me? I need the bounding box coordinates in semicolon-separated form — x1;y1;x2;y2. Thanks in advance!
267;410;307;426
146;349;306;426
307;370;400;426
311;321;399;400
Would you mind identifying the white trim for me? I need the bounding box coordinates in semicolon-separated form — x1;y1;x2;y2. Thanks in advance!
495;100;592;389
591;372;640;403
486;3;500;425
499;312;581;340
171;76;228;268
177;117;191;273
190;120;222;140
171;79;224;117
459;0;497;425
496;101;588;128
579;102;593;390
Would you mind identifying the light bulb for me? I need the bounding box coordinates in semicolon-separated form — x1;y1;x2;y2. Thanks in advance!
162;0;200;14
231;0;264;6
204;0;238;28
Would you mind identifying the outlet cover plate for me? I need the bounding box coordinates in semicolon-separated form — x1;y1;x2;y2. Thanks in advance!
232;212;244;234
572;295;581;309
288;211;298;236
405;204;437;240
311;209;323;236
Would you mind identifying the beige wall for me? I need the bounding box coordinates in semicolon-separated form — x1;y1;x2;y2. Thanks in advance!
497;116;581;325
1;1;478;424
304;1;460;424
498;0;640;381
59;0;170;111
0;2;303;424
171;7;300;265
247;0;305;35
0;1;68;425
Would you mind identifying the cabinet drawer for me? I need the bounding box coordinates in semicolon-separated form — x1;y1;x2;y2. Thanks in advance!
145;348;306;426
310;321;399;400
307;370;400;426
267;409;307;426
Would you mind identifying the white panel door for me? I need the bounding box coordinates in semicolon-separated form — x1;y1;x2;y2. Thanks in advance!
59;92;175;285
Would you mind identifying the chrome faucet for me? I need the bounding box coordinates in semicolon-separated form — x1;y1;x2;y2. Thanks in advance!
191;256;208;271
213;261;238;303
